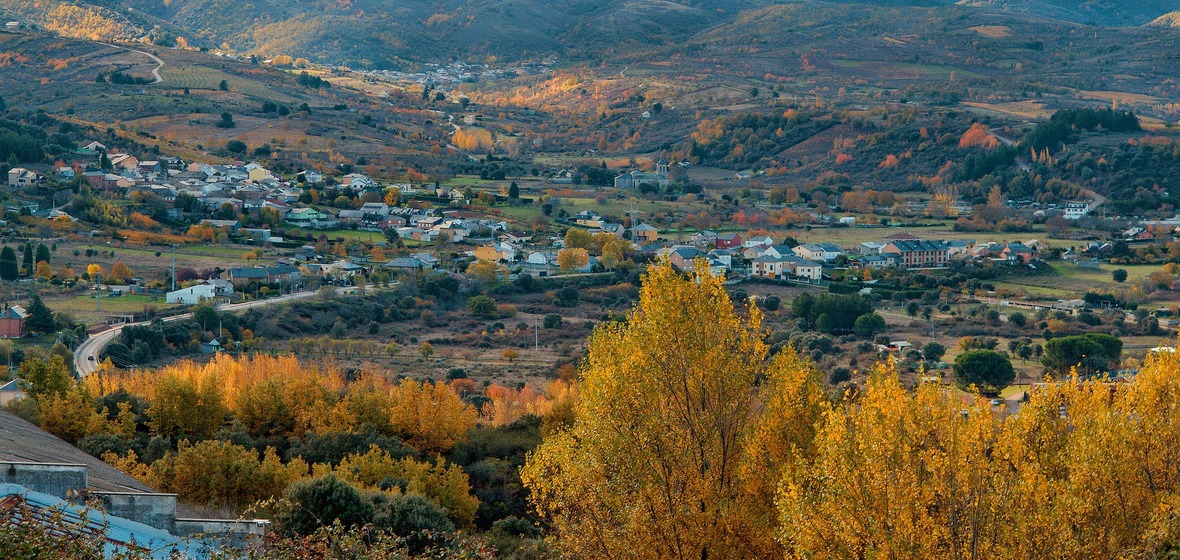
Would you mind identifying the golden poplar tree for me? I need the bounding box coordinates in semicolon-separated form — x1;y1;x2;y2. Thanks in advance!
778;362;1008;559
522;261;823;559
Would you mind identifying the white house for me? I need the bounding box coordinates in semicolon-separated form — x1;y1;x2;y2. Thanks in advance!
166;280;233;304
743;236;775;249
793;243;843;262
750;254;823;281
7;168;39;187
1063;202;1090;220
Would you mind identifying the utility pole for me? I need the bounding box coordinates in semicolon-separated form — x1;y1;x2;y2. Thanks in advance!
171;244;177;292
95;273;101;313
534;315;539;351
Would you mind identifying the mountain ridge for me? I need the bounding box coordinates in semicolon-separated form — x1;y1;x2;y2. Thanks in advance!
3;0;1180;69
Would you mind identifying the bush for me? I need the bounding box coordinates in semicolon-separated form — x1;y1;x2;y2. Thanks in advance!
275;474;374;536
286;428;413;466
761;295;780;312
372;492;455;537
829;367;852;384
467;295;498;318
543;314;562;329
492;516;543;539
446;368;468;381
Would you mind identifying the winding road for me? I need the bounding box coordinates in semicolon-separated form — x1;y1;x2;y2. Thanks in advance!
74;289;338;376
98;42;166;84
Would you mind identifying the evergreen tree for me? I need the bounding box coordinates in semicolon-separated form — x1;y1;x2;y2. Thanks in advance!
21;243;32;276
24;295;56;334
35;243;50;265
0;246;17;280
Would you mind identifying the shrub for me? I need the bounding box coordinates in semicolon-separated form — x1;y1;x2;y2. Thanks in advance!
275;474;374;536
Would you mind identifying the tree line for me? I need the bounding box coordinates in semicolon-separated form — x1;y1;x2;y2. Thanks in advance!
523;262;1180;559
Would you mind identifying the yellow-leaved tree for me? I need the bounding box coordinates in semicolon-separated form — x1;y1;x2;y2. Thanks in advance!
778;361;1007;558
522;261;824;559
556;248;589;272
778;347;1180;559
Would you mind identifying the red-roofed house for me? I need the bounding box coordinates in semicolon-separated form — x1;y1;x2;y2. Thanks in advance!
716;234;742;249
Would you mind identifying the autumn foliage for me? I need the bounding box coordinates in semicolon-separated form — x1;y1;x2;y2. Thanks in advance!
78;354;487;518
959;122;1001;149
522;262;825;558
524;262;1180;558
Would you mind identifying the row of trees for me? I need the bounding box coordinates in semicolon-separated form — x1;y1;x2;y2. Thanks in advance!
523;262;1180;558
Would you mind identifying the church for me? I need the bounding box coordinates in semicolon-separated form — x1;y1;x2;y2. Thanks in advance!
613;161;670;189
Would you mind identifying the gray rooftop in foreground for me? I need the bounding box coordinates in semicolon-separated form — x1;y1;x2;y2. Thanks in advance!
0;409;196;517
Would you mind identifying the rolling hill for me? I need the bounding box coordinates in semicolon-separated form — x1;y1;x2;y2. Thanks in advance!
2;0;1180;68
956;0;1180;26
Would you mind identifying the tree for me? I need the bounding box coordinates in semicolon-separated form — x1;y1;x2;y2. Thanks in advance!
923;341;947;362
35;243;49;265
0;246;17;280
86;263;103;280
1043;333;1121;375
502;348;519;363
466;260;505;286
24;295;56;334
522;262;825;558
276;474;374;536
814;313;833;333
146;371;228;438
109;261;133;283
557;248;589;272
779;364;1006;558
508;182;519;199
563;228;593;250
21;244;32;275
853;313;886;338
952;349;1015;394
386;379;476;453
906;301;921;317
218;79;229;91
216;112;235;129
1113;268;1128;283
419;342;434;359
226;139;247;154
467;295;498;318
780;351;1180;558
18;355;72;402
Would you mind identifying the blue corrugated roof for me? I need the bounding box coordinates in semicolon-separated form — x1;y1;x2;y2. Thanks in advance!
0;483;213;558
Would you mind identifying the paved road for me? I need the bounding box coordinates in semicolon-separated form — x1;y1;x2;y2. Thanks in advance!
74;289;334;376
98;42;166;84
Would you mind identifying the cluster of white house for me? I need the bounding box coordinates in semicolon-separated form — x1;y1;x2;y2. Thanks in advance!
647;231;1045;282
18;141;517;239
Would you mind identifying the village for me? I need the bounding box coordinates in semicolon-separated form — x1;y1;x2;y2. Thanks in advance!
6;139;1175;319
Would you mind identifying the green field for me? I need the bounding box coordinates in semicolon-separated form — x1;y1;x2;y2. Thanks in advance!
991;262;1164;300
49;293;178;325
165;66;297;103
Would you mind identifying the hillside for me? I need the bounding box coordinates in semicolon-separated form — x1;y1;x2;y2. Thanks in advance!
0;30;468;175
957;0;1180;26
1149;10;1180;27
5;0;1180;68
